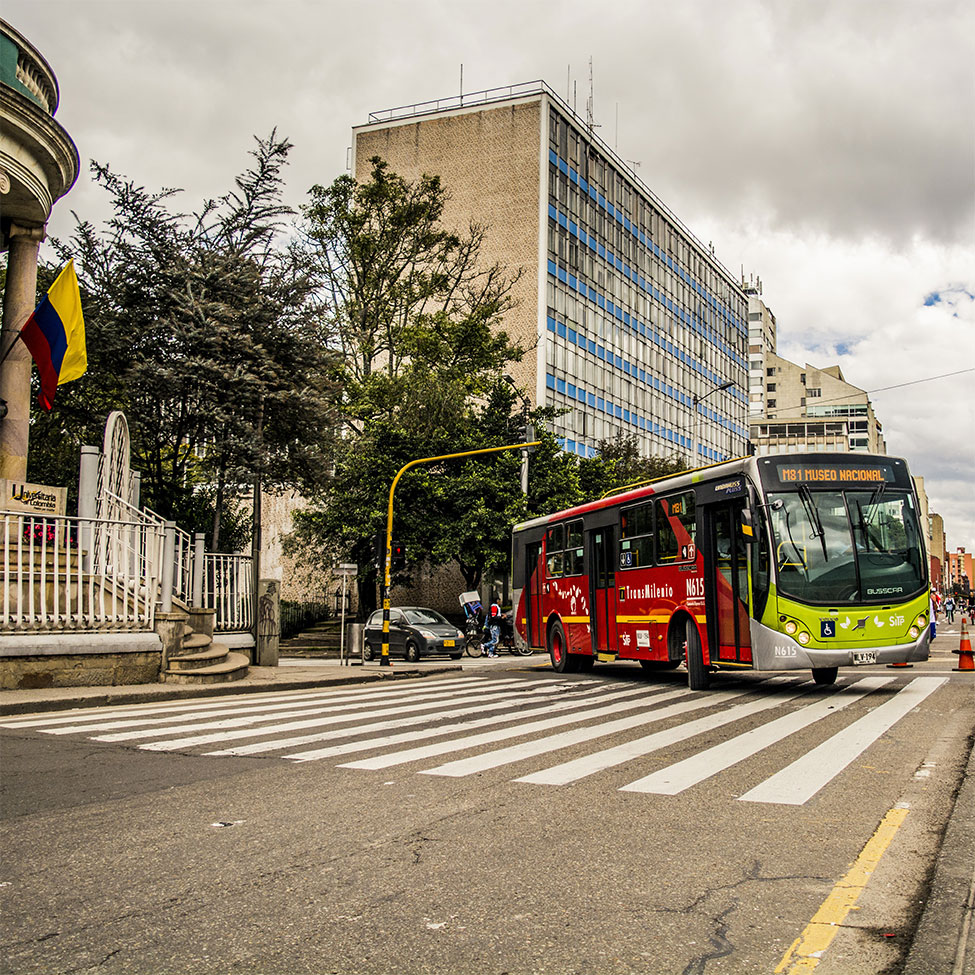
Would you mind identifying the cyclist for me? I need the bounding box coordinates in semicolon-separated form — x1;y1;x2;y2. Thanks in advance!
483;596;503;657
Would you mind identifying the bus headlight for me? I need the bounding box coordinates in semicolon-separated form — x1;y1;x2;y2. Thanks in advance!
784;620;798;635
914;614;927;629
909;626;920;639
797;631;811;645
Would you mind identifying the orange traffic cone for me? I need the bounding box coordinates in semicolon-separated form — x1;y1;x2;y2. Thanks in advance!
953;618;974;672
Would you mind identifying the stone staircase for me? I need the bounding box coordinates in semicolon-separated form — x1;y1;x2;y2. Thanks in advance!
279;619;344;659
161;608;249;683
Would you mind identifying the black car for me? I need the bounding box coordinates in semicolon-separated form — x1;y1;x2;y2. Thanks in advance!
363;607;466;662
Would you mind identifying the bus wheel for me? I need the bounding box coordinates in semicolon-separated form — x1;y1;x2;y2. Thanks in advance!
812;667;838;685
685;620;709;691
549;622;575;673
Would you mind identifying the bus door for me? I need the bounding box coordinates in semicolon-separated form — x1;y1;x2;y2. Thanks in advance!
703;500;752;664
524;541;545;648
587;526;618;655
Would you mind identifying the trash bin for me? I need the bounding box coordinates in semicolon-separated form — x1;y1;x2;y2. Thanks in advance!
346;623;364;665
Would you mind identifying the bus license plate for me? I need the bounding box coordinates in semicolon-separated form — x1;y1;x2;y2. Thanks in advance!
853;650;877;665
444;640;455;647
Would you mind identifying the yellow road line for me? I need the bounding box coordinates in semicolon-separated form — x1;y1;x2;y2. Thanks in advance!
775;805;909;973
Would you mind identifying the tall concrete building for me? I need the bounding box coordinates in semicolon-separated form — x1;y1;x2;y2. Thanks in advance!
354;82;748;464
749;354;886;455
929;512;946;590
744;279;776;419
947;548;973;597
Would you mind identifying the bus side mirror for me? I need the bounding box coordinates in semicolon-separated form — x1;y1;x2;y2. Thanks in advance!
740;509;757;544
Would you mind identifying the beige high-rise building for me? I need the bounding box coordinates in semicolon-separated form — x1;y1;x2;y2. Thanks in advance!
354;82;749;464
744;280;776;418
749;354;886;455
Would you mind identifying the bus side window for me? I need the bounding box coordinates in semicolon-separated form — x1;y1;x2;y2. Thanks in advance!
620;500;653;568
655;492;695;563
565;519;584;576
546;524;564;577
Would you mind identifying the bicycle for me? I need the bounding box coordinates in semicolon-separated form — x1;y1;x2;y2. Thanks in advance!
465;613;533;657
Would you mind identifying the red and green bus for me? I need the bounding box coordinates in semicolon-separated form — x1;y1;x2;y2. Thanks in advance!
511;452;930;689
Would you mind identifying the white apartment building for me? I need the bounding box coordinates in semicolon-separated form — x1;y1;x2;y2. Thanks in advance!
749;354;886;455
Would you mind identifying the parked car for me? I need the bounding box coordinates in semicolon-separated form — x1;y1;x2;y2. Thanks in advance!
363;607;466;661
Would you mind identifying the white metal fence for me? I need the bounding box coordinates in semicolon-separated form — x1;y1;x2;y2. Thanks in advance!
1;512;164;633
204;553;253;632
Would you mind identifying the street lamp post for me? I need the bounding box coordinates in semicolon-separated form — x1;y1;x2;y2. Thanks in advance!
692;380;733;468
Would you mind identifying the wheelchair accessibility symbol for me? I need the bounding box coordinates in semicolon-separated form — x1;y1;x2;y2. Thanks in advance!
820;620;837;639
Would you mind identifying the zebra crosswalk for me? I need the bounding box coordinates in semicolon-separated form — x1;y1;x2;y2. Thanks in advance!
1;673;946;806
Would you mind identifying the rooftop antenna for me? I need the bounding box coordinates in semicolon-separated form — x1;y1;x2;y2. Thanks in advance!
459;63;463;106
567;65;571;102
573;80;577;114
586;56;594;134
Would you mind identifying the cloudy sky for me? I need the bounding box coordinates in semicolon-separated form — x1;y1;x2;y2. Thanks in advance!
7;0;975;553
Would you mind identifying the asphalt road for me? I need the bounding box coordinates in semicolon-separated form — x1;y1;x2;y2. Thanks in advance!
1;652;972;975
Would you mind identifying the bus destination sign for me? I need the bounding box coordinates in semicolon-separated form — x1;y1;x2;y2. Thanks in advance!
775;463;895;485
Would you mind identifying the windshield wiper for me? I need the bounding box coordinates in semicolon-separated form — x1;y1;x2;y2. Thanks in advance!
798;484;828;561
865;482;886;525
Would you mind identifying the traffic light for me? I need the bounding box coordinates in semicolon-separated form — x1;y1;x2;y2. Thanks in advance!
521;422;537;453
390;540;406;572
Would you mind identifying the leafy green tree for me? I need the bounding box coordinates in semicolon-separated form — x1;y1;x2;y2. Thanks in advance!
294;158;529;612
31;133;337;548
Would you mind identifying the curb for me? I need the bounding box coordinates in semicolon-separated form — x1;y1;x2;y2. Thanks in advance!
0;665;462;716
902;738;975;975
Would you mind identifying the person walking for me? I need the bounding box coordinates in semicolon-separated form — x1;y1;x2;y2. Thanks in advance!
483;597;503;657
944;596;956;624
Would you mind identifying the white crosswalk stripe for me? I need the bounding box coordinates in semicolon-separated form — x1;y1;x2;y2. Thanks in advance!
511;682;810;786
737;676;947;805
213;682;621;760
95;679;537;745
616;676;893;794
335;685;688;770
2;674;945;806
0;676;486;730
143;680;593;753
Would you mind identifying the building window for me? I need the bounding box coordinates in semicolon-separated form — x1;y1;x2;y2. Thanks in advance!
807;388;822;398
767;399;776;409
800;373;806;384
766;367;775;376
767;383;776;392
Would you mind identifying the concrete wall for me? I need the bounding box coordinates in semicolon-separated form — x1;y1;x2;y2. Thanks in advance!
0;633;163;689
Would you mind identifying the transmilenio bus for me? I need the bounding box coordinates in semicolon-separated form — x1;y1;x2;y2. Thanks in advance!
511;452;930;689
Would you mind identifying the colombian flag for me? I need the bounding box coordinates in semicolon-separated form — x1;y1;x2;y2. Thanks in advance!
20;259;87;411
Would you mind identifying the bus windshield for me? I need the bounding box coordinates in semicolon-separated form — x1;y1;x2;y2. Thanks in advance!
768;488;925;604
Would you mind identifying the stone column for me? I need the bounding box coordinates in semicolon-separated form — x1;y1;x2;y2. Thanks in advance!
0;224;46;481
255;579;280;667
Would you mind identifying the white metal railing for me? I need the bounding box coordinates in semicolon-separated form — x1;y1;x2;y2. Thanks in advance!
141;502;193;605
1;512;163;633
204;553;253;632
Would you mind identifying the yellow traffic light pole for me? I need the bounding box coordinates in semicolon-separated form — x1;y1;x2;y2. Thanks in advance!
379;441;540;666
